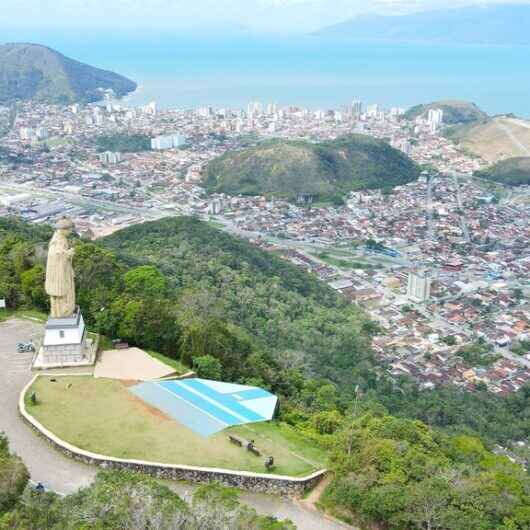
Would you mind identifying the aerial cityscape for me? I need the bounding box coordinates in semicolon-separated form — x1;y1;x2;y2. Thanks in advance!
1;2;530;530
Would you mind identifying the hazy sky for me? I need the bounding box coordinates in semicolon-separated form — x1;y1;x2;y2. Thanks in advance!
4;0;530;33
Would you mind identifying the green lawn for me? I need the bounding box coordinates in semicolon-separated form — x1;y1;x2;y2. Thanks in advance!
26;376;325;477
314;253;374;270
147;351;188;376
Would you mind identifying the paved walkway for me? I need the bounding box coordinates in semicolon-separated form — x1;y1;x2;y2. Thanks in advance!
0;318;96;494
0;318;351;529
94;347;175;381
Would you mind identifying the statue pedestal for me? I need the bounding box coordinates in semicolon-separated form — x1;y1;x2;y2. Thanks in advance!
33;311;96;369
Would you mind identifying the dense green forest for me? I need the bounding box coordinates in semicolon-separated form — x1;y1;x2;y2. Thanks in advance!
0;43;136;105
205;134;420;201
1;216;530;529
100;216;374;384
323;414;530;529
475;157;530;187
0;436;294;529
95;133;151;153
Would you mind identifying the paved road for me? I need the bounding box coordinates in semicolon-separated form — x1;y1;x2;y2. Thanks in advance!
0;318;350;529
0;318;97;493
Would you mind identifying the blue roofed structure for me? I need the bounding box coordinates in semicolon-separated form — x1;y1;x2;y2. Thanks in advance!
130;378;278;437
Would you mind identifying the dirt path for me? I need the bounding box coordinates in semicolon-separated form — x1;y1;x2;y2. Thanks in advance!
496;121;530;156
297;474;356;529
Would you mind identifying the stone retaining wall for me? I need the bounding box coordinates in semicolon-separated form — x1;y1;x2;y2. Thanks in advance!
19;375;327;496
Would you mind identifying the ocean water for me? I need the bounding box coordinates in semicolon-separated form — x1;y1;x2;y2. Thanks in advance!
4;28;530;116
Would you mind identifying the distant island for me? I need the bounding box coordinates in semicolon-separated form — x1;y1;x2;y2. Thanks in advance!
314;4;530;46
205;134;420;202
0;43;137;105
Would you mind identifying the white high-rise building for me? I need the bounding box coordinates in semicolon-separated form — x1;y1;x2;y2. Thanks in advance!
247;101;263;119
366;104;379;117
151;134;187;150
399;140;412;157
35;127;49;140
99;151;122;164
427;108;444;133
407;271;432;303
266;103;278;115
390;107;405;117
196;107;213;118
208;198;223;215
20;128;34;140
352;99;363;116
143;101;157;116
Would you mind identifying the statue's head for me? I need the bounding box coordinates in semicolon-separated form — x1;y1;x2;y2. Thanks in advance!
55;217;74;235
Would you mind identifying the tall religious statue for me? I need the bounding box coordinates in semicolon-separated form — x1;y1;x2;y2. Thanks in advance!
45;217;76;319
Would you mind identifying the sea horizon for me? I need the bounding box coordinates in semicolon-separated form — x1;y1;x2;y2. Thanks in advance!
2;28;530;117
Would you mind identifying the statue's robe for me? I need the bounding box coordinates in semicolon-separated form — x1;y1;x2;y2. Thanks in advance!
45;233;76;318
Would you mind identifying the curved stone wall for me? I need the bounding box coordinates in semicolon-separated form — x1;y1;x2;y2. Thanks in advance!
19;375;327;496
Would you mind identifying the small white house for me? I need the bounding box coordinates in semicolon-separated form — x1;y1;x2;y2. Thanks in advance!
38;311;95;368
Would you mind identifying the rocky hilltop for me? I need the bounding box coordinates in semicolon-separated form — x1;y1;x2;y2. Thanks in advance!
405;100;489;126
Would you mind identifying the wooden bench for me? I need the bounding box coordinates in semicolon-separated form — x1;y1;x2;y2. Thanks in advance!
247;443;261;457
227;435;262;457
228;435;244;447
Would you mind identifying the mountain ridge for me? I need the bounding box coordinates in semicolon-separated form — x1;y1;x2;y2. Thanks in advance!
314;4;530;46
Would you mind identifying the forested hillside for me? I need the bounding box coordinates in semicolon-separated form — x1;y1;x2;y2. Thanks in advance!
0;43;136;105
1;216;530;529
475;157;530;186
205;134;420;201
100;216;374;384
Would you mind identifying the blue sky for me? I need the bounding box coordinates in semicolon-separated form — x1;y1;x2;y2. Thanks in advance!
4;0;530;33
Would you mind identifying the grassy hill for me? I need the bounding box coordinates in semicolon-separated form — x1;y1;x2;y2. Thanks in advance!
205;134;420;201
475;157;530;186
0;43;136;105
405;100;488;125
445;116;530;163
